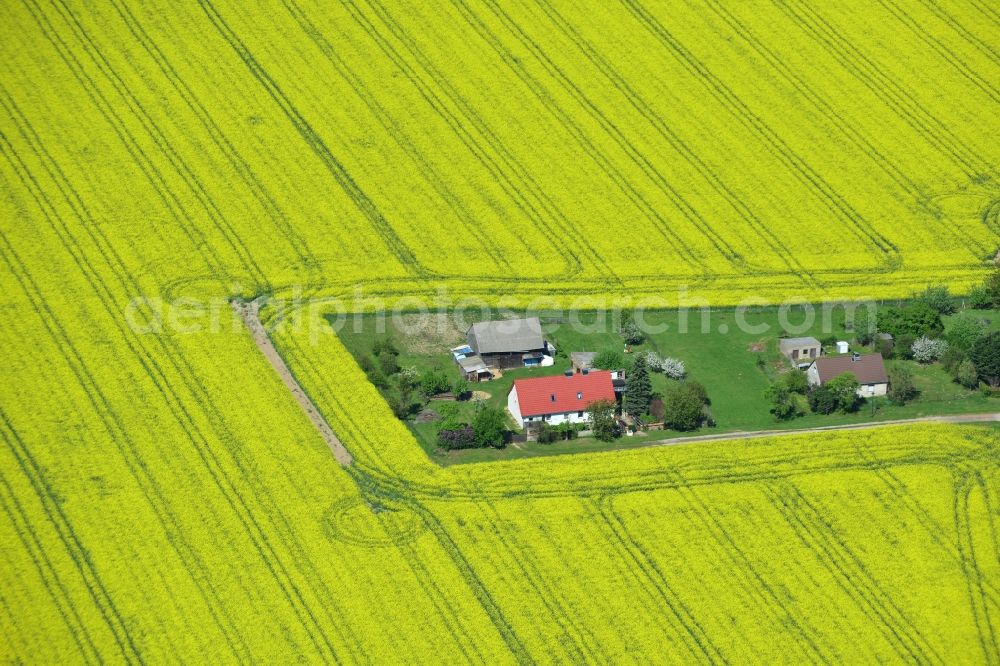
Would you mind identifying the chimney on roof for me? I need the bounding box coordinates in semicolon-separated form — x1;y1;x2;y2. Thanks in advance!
852;352;861;362
565;370;573;377
582;368;589;375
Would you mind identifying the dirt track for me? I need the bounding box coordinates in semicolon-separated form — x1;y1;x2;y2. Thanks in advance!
233;299;353;466
647;412;1000;448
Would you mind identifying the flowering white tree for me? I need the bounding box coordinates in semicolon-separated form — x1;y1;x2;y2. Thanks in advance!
637;351;685;378
660;357;686;379
911;337;949;363
641;351;663;372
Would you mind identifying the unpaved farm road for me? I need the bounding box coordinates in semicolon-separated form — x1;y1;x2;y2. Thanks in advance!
233;299;353;466
235;297;998;465
647;412;1000;448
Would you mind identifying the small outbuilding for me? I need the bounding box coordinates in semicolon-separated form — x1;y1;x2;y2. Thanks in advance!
836;340;850;354
570;351;597;373
779;336;822;367
807;352;889;397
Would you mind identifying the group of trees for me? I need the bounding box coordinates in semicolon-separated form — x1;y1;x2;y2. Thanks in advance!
765;369;809;420
360;337;470;419
766;368;866;419
965;268;1000;310
618;310;644;346
852;281;1000;391
624;354;711;430
436;404;508;450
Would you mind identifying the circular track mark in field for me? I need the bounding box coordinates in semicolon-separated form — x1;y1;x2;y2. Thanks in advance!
323;497;425;549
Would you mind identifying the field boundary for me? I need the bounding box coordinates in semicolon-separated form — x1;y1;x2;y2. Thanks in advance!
233;299;353;466
646;413;1000;448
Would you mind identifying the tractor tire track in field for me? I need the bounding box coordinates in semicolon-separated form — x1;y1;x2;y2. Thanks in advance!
444;0;713;280
0;417;142;664
0;136;256;663
476;501;606;662
879;0;1000;107
978;471;1000;577
195;0;428;280
40;0;272;292
343;0;612;282
0;108;360;662
402;498;534;664
478;0;749;275
663;471;836;663
533;0;818;285
16;0;235;291
621;0;902;273
0;465;102;664
915;0;1000;65
594;495;729;664
526;504;639;656
380;518;489;662
954;469;1000;664
774;0;994;182
766;480;942;664
968;0;1000;28
275;0;513;275
1;86;359;656
250;306;534;662
102;0;325;287
847;435;1000;605
702;0;991;260
579;497;713;656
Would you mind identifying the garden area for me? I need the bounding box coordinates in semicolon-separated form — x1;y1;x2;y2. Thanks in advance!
331;272;1000;465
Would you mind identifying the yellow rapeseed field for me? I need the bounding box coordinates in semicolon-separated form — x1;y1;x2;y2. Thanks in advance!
1;0;999;662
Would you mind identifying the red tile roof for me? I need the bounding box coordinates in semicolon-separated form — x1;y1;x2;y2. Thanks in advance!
511;371;616;417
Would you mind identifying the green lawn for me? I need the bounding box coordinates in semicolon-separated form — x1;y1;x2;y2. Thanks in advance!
332;305;999;465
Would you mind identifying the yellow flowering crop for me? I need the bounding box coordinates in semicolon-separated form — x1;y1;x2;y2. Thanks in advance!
1;0;999;662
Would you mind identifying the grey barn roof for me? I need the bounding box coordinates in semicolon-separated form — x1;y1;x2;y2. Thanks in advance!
467;317;544;354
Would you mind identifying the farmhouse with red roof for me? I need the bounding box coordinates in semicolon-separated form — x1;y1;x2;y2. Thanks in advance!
507;370;616;428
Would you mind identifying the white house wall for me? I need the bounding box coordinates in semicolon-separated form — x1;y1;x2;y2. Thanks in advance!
507;388;524;428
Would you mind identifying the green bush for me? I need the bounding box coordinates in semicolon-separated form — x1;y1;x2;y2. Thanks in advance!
887;366;917;405
473;405;508;448
940;346;966;375
419;369;451;396
957;359;980;390
593;347;627;371
766;384;802;421
915;284;956;315
663;384;707;431
809;373;860;414
587;399;619;442
944;313;986;352
967;284;992;309
783;369;809;394
879;303;944;340
970;331;1000;388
